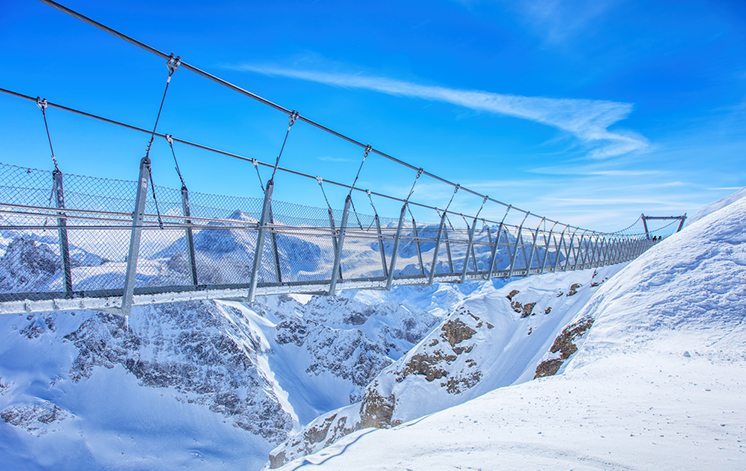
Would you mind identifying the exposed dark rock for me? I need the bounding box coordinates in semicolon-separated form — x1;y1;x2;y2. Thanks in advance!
521;302;536;318
443;370;482;394
567;283;582;296
534;316;595;378
440;318;477;347
544;306;553;315
534;358;564;377
1;401;69;436
401;351;456;381
506;289;520;301
359;387;396;429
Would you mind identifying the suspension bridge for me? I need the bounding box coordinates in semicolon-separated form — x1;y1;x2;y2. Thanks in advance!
0;1;685;316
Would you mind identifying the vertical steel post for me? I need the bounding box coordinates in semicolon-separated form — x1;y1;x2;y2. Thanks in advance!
486;223;503;279
539;222;558;274
268;206;283;284
583;234;594;268
552;228;567;272
606;237;615;264
589;234;601;267
248;179;274;302
374;214;388;279
508;212;530;278
326;206;343;281
52;169;73;298
487;207;511;279
386;203;408;289
428;211;448;285
563;229;578;271
460;216;480;282
612;237;621;263
180;184;198;287
443;222;455;274
122;157;151;316
329;195;351;295
676;214;687;232
641;213;650;239
572;231;587;271
599;237;608;265
411;216;426;276
526;217;545;274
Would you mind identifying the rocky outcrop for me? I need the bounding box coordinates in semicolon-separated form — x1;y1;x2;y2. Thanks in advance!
271;294;440;402
1;400;70;436
56;302;295;443
534;316;595;378
269;303;496;467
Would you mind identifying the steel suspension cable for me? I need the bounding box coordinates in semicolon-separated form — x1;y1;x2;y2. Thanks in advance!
346;145;372;230
269;111;298;182
143;54;181;228
316;177;333;211
164;134;186;188
250;159;265;193
35;97;59;228
36;98;59;171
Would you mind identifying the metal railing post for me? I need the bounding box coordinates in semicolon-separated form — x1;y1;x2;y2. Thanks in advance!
572;231;587;271
122;156;151;316
248;179;274;302
487;207;511;279
374;214;388;279
590;234;602;267
443;223;455;274
428;211;448;285
584;234;595;268
641;213;650;239
582;232;594;269
180;184;198;287
411;216;426;276
52;169;73;297
619;237;627;262
326;206;343;282
486;223;503;279
268;206;283;284
552;228;567;272
563;228;578;271
386;202;408;289
329;195;351;295
526;217;545;274
460;216;480;282
508;212;530;278
676;214;687;232
539;222;558;274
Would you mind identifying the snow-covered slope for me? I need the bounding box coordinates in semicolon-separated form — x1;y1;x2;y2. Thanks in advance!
269;264;624;466
278;192;746;470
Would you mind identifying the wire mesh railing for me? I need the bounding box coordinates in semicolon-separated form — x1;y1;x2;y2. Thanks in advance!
0;161;657;314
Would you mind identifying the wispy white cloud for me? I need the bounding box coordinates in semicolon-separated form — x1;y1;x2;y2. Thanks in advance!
529;165;662;177
509;0;617;46
228;63;648;159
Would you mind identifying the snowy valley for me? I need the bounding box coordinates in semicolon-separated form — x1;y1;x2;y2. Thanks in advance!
0;189;743;470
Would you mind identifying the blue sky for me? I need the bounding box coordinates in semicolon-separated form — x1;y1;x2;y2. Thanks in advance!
1;0;745;230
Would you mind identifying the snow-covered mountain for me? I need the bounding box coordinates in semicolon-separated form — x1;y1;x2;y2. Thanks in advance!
276;190;746;470
268;264;622;466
